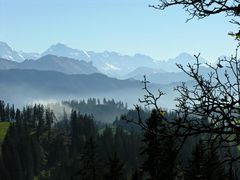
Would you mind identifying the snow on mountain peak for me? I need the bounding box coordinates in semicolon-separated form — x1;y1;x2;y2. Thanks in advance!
0;41;24;62
83;50;90;58
42;43;91;61
103;63;121;71
0;41;211;78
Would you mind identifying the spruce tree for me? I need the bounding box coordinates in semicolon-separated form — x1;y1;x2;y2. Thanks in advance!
185;140;227;180
5;104;10;122
141;109;177;180
100;126;114;161
10;105;15;121
105;152;125;180
77;137;99;180
0;100;5;121
2;125;24;180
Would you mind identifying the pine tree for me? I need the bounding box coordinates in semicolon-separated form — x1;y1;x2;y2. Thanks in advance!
100;126;114;161
185;140;227;180
10;105;15;121
45;107;54;139
0;100;5;121
31;137;44;176
141;109;177;180
105;152;125;180
36;104;45;137
15;109;22;128
70;110;84;154
2;125;24;180
77;137;99;180
5;104;10;122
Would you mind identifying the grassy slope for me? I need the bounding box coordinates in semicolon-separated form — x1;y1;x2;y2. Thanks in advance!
0;122;10;143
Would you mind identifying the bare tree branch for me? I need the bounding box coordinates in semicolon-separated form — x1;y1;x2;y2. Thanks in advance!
150;0;240;21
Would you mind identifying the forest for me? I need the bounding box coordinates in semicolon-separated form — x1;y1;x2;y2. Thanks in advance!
0;92;239;180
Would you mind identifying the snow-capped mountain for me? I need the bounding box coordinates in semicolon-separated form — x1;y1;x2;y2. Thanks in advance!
39;44;208;76
0;41;40;62
41;43;159;77
41;43;90;61
0;41;209;79
156;52;207;72
19;51;40;60
88;51;159;77
0;41;25;62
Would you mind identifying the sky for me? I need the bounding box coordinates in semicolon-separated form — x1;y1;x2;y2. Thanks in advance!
0;0;239;61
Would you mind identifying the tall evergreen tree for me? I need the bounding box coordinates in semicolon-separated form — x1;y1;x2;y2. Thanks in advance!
10;105;15;121
141;109;177;180
185;140;227;180
70;110;84;154
77;137;99;180
45;108;54;139
105;152;125;180
15;109;21;127
0;100;5;121
99;126;114;161
2;125;24;180
5;104;10;122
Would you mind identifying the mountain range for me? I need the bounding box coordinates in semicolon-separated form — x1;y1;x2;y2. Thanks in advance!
0;41;208;78
0;41;41;61
0;41;216;108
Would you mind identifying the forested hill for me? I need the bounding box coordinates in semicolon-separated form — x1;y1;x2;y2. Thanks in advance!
0;69;140;92
0;69;147;106
0;100;143;180
60;99;128;123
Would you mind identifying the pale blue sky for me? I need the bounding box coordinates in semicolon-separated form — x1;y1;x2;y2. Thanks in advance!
0;0;238;61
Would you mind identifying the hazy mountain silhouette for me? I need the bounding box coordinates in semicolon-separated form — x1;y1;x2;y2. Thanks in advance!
127;66;214;84
0;69;178;108
124;66;166;79
0;55;99;75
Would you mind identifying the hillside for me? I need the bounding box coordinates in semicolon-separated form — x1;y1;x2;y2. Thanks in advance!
0;122;10;144
0;69;178;108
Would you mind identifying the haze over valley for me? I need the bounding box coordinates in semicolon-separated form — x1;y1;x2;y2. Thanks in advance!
0;41;222;109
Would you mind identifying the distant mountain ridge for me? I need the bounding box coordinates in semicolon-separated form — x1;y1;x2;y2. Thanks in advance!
0;41;209;77
0;69;178;109
124;66;166;79
42;43;90;61
0;55;99;75
41;43;161;77
0;41;41;62
0;69;139;91
0;69;142;106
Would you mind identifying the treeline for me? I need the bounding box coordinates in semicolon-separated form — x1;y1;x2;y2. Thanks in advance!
0;99;238;180
61;98;128;123
63;98;128;109
0;100;15;122
0;100;142;180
